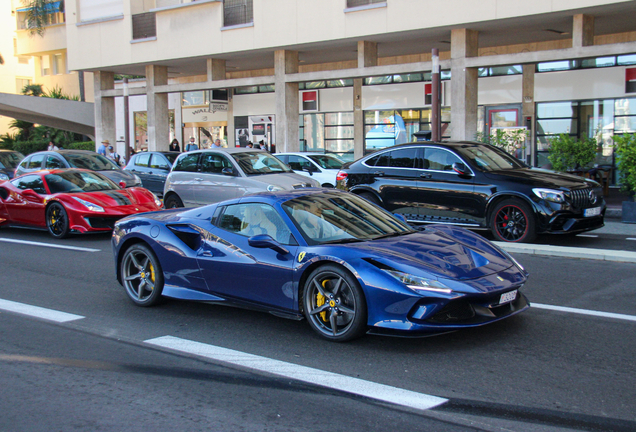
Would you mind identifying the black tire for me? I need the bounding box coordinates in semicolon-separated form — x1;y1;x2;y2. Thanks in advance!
358;192;382;208
303;264;367;342
490;198;536;243
46;202;70;239
164;194;184;209
120;243;164;306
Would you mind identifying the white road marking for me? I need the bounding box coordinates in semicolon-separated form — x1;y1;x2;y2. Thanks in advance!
577;234;598;238
0;299;84;323
532;303;636;322
145;335;448;410
0;238;100;252
627;238;636;241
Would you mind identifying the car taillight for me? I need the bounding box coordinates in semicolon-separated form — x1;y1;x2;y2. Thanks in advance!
336;171;348;182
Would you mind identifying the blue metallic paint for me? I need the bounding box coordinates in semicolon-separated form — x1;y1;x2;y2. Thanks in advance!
112;189;529;336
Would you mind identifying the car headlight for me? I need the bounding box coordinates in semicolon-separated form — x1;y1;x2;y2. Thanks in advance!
385;270;452;294
151;192;162;208
532;188;565;203
0;172;8;181
72;196;105;212
267;185;285;192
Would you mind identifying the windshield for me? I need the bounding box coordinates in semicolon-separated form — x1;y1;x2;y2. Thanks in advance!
65;153;120;171
0;151;25;169
308;154;344;169
283;193;413;245
45;171;119;193
232;152;292;176
456;144;525;171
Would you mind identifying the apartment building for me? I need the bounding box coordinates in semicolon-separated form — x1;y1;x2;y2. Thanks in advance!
10;1;636;175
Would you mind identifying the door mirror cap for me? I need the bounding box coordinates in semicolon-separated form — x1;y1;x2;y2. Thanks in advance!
452;162;471;176
118;180;127;188
393;213;407;223
221;167;235;176
248;234;289;255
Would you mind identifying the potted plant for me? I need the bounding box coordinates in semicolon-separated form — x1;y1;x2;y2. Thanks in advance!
547;134;598;174
613;133;636;223
475;128;529;158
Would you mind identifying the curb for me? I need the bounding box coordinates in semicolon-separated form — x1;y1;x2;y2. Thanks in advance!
494;241;636;263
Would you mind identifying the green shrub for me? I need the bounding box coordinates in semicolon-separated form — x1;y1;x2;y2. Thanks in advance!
613;133;636;200
547;134;598;173
64;141;95;151
12;140;48;155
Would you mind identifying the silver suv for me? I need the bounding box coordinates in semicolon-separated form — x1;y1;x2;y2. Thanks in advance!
163;148;320;208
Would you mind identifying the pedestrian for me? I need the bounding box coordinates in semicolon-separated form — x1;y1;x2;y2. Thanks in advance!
212;139;222;148
169;139;181;152
107;145;122;166
47;141;59;151
246;141;253;149
98;139;109;156
258;140;268;152
186;137;198;152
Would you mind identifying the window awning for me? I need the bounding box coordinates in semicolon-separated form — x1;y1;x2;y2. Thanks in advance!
17;1;62;13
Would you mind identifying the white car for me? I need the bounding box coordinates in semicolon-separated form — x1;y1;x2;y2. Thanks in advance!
274;153;345;188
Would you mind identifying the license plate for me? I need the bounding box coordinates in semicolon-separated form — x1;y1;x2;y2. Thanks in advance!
584;207;601;217
499;290;517;304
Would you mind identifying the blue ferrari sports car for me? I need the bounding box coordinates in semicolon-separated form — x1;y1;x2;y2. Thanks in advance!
112;189;529;341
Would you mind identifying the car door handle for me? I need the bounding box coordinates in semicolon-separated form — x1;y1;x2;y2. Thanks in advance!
148;172;153;175
372;171;384;177
194;178;203;181
420;172;432;179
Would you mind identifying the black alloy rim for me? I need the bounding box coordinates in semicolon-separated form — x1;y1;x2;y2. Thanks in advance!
306;272;356;337
495;205;528;242
47;206;66;236
122;249;156;302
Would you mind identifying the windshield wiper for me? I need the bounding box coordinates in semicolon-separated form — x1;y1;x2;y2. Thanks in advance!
320;238;365;245
372;231;413;240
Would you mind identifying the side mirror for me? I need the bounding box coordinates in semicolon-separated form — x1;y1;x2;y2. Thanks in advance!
393;213;407;223
119;180;127;188
248;234;289;255
302;166;314;176
452;162;472;176
221;167;235;176
22;189;40;198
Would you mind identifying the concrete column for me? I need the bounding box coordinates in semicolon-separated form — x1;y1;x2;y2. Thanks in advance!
93;71;116;150
274;50;299;153
354;41;377;159
146;65;169;152
227;89;235;147
522;64;536;166
573;14;594;48
450;28;479;141
207;58;226;81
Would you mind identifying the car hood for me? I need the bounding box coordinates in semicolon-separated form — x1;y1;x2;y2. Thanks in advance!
247;172;320;189
71;188;151;207
0;167;14;179
483;167;596;189
344;225;516;281
98;169;139;187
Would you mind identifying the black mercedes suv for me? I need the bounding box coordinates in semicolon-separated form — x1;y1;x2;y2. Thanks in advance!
336;141;605;243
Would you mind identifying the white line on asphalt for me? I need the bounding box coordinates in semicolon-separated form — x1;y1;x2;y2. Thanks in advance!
0;238;100;252
0;299;84;323
577;234;598;238
145;335;448;410
532;303;636;322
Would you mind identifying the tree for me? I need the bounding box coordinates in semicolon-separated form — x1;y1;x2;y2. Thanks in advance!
22;0;64;37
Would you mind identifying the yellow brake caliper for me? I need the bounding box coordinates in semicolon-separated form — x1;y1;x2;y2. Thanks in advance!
316;280;328;322
148;262;155;291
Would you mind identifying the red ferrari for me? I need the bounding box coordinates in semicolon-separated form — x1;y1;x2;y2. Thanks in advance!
0;169;163;238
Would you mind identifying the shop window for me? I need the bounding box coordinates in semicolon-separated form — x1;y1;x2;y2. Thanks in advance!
41;55;51;76
537;60;578;72
618;54;636;65
182;91;208;107
326;79;353;87
581;57;616;68
364;76;392;85
392;74;423;83
347;0;386;8
224;0;253;27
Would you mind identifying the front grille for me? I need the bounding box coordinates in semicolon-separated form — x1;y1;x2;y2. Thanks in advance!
85;216;124;229
567;188;594;209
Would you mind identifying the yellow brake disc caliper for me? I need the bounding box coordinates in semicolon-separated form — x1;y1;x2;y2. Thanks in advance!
148;263;155;291
316;280;329;322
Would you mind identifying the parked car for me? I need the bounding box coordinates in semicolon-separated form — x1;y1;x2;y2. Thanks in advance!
0;169;162;238
0;150;25;180
112;189;529;341
163;148;320;208
15;150;142;188
336;141;606;243
124;151;178;197
274;152;344;187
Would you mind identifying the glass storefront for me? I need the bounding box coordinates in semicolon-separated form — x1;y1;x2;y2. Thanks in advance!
299;112;354;161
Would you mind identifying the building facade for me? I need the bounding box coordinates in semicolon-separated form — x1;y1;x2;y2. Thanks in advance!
12;1;636;178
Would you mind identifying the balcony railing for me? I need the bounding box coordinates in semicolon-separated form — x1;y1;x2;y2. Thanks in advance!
132;12;156;39
347;0;385;7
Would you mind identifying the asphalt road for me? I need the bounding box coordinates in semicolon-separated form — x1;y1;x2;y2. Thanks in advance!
1;226;635;431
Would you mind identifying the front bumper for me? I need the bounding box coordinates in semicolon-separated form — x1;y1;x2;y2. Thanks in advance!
534;199;606;235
